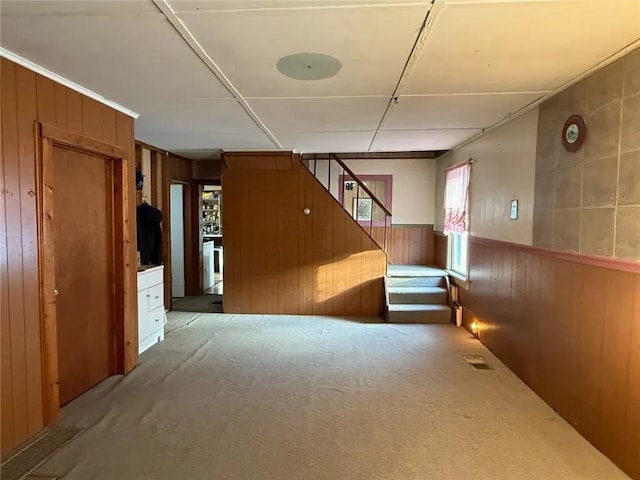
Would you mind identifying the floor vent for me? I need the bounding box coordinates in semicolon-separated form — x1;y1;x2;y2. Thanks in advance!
463;355;492;370
1;427;80;480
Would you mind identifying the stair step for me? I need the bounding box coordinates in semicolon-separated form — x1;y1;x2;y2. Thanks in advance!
388;286;447;305
386;276;445;287
387;265;446;277
387;304;451;324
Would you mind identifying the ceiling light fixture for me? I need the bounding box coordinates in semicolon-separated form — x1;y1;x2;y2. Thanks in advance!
276;53;341;81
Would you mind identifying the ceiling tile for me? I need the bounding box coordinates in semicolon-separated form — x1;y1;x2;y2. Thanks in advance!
372;129;481;151
384;92;545;130
1;0;157;16
178;4;429;97
172;1;426;13
118;98;262;134
278;131;376;152
405;1;640;94
137;132;277;151
248;97;389;133
0;6;232;101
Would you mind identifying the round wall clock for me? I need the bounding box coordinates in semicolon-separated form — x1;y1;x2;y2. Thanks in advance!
562;115;587;152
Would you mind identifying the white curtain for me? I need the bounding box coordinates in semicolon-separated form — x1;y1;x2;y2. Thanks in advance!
443;163;471;235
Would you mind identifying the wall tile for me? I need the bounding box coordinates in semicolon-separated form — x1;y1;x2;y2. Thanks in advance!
559;80;587;119
621;93;640;153
536;129;558;171
579;207;615;256
538;95;561;133
557;142;585;165
554;164;582;208
533;207;553;248
615;206;640;260
585;59;624;113
623;47;640;96
535;169;555;210
618;149;640;205
552;208;580;252
585;99;622;160
582;155;619;207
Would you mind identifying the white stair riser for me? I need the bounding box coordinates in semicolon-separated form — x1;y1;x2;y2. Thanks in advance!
389;291;447;305
387;309;451;324
387;277;444;288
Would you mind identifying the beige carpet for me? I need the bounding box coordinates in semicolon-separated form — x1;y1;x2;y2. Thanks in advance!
32;314;627;480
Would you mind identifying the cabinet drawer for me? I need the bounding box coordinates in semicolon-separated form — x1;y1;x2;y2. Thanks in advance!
137;289;149;318
139;305;164;341
138;266;164;291
148;283;164;311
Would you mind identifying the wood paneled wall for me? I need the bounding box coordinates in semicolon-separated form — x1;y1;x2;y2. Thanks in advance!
434;231;447;269
461;237;640;479
370;225;434;265
1;58;136;457
223;152;386;316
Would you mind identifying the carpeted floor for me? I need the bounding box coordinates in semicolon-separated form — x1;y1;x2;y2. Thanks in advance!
30;314;628;480
171;294;223;313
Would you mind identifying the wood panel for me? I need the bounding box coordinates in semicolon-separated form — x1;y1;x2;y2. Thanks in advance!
461;237;640;479
225;152;294;170
0;58;136;458
371;225;434;265
222;153;386;316
434;231;447;269
183;183;202;296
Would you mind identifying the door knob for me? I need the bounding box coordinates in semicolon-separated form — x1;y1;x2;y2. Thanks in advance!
54;289;59;296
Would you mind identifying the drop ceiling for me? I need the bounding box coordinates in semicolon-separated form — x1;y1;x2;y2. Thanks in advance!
1;0;639;158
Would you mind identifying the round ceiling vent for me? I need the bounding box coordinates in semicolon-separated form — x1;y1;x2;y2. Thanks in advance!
276;53;341;81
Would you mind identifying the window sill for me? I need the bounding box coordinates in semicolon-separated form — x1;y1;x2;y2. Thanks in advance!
446;270;470;290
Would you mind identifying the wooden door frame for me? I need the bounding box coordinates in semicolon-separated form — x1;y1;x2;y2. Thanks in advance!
188;180;219;296
35;122;132;425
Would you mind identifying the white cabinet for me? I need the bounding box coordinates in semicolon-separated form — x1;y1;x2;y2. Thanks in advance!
137;266;165;354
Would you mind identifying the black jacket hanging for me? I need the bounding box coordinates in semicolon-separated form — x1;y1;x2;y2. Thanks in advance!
137;202;163;265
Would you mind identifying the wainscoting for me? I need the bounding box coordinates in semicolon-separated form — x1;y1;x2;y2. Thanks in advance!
222;152;386;316
461;237;640;479
434;231;447;269
370;225;434;266
1;58;136;457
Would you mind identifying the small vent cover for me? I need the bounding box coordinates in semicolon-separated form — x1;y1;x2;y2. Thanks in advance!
1;427;80;480
463;355;492;370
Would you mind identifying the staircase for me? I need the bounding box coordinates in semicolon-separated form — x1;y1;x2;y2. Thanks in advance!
385;265;452;324
303;153;392;254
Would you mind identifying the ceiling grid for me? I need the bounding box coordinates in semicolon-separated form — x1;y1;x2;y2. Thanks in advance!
1;0;639;157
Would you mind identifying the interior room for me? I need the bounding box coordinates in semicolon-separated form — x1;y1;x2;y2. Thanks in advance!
1;1;639;479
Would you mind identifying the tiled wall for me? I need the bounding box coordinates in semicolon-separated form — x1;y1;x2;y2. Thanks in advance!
533;48;640;260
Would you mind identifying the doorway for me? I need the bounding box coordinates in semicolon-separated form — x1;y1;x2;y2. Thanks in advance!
202;185;223;296
170;184;185;299
170;183;223;313
38;123;132;423
52;147;114;405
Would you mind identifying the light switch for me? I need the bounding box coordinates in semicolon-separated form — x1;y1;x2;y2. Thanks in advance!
510;199;518;220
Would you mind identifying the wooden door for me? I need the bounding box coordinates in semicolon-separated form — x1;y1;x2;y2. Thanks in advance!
52;146;114;405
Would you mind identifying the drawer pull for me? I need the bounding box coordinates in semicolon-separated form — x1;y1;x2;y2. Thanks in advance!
146;294;151;298
154;295;159;299
155;318;160;322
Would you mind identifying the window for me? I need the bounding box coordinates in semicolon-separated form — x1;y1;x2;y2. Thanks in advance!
443;163;471;278
448;231;469;277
